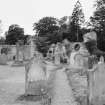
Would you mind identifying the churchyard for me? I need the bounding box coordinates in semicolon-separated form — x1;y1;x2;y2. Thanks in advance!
0;60;87;105
0;0;105;104
0;32;105;105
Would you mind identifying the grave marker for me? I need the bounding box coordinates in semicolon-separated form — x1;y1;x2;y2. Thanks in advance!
88;60;105;105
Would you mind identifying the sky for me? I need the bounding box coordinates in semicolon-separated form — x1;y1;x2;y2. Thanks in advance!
0;0;95;36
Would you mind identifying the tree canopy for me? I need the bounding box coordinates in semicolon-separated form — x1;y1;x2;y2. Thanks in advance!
0;37;5;45
5;24;24;45
90;0;105;51
33;17;62;54
33;1;86;54
33;17;59;36
68;0;85;42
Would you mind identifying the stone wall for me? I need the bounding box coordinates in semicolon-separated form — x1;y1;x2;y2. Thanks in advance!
0;45;36;61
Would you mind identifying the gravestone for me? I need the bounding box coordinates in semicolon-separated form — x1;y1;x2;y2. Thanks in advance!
23;45;31;60
12;41;24;66
47;44;55;61
25;55;47;96
69;43;89;105
54;43;66;65
54;43;61;65
27;36;35;59
88;60;105;105
67;64;88;105
70;43;89;68
0;53;8;65
7;45;16;61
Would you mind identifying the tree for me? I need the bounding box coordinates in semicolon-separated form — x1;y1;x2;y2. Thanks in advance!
23;34;31;45
35;31;63;55
0;37;5;45
5;24;24;45
90;0;105;31
33;17;60;54
68;0;85;42
59;16;69;32
90;0;105;51
33;17;59;36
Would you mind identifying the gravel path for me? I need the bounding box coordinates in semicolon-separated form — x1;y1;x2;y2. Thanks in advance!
51;68;77;105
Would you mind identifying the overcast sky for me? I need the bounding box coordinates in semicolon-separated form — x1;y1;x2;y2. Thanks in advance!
0;0;95;36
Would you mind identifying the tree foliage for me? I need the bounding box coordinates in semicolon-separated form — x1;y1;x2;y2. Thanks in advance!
90;0;105;51
33;17;61;54
0;37;5;45
5;24;24;45
33;2;85;54
33;17;59;36
90;0;105;31
23;35;31;45
59;16;69;32
68;0;85;42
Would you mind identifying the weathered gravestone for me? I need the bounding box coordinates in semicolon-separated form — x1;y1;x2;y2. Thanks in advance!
23;45;31;60
54;43;61;65
68;43;90;105
88;57;105;105
66;65;88;105
7;45;16;61
54;43;67;65
12;41;25;66
25;55;47;96
26;36;35;59
70;43;89;68
0;53;8;65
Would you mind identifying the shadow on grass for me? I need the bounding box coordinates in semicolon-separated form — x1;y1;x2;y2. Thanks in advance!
16;94;42;102
16;93;49;102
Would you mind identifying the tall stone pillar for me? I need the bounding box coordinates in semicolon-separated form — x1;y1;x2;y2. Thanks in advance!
30;39;34;59
16;42;19;61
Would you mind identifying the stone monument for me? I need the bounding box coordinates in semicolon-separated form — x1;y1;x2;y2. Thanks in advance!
25;53;47;96
12;40;24;66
